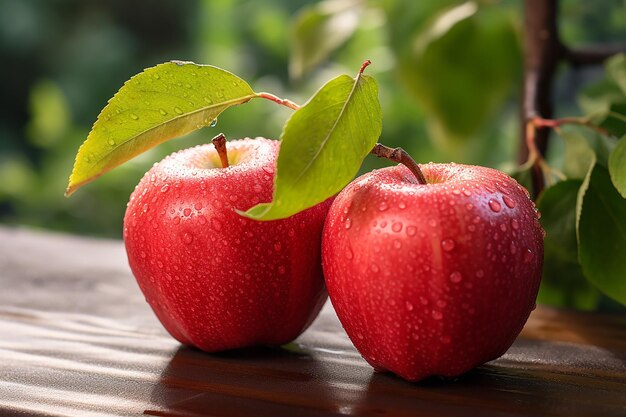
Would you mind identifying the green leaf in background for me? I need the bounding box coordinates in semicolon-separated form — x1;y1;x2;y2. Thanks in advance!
558;127;614;179
65;61;256;196
579;54;626;138
608;135;626;198
289;0;363;79
385;1;521;145
577;163;626;305
244;67;382;221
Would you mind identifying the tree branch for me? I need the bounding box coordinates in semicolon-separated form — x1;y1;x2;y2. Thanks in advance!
564;44;626;67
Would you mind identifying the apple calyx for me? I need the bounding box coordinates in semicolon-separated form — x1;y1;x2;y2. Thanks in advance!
370;143;428;184
211;133;230;168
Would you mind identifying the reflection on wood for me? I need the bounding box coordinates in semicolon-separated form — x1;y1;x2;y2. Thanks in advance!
0;227;624;416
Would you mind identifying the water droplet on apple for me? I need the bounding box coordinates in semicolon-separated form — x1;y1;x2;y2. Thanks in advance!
174;107;183;115
345;247;353;259
183;208;192;217
262;165;275;175
198;215;207;225
523;248;534;263
441;239;455;252
356;332;364;340
157;260;164;269
406;226;417;237
463;189;472;196
392;222;403;233
500;223;507;232
393;240;402;249
211;218;223;231
142;204;149;213
288;228;295;237
398;202;407;209
183;233;193;244
476;269;485;278
405;301;414;311
465;203;474;211
378;201;388;211
278;265;286;275
194;202;203;211
370;263;380;273
345;218;352;229
173;217;180;225
428;219;437;227
274;242;282;252
431;310;443;320
488;199;502;213
510;242;517;254
449;271;462;283
502;195;516;209
535;209;542;219
468;224;476;232
440;335;451;344
140;251;147;259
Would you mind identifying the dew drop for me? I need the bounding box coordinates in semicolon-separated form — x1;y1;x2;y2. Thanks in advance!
523;248;534;263
345;247;353;260
510;242;517;255
345;218;352;229
107;139;116;146
140;251;147;259
503;195;516;209
211;218;223;231
204;96;213;104
262;166;275;175
449;271;463;283
406;226;417;237
130;113;139;120
465;203;474;211
174;107;183;115
378;201;389;211
392;222;403;233
488;199;502;213
183;233;193;244
194;202;203;211
476;269;484;278
393;240;402;249
431;310;443;320
370;263;380;273
468;224;476;232
356;332;364;340
274;242;282;252
535;209;542;219
173;217;180;225
405;301;414;311
500;223;507;232
198;215;207;225
278;265;286;275
160;184;169;193
157;261;164;269
210;118;218;127
511;218;520;230
428;219;437;227
183;208;192;217
159;108;168;116
463;189;472;196
398;202;407;209
441;239;455;252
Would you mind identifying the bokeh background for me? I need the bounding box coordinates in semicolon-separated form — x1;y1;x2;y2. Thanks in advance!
1;0;624;310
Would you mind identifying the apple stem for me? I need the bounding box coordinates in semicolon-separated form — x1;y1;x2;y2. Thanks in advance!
256;92;301;111
211;133;230;168
370;143;428;185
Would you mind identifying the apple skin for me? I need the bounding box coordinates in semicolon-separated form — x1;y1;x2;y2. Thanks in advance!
124;138;331;352
322;163;544;381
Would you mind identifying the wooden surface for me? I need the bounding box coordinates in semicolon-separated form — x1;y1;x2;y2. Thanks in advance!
0;226;625;417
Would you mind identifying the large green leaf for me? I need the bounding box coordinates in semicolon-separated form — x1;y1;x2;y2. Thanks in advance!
289;0;363;79
243;69;382;221
608;135;626;198
66;61;256;196
577;164;626;305
385;2;521;144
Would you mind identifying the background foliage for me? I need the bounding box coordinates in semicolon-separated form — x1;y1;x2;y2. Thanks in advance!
1;0;625;311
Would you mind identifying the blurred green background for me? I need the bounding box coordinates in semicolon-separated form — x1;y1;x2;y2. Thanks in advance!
1;0;625;309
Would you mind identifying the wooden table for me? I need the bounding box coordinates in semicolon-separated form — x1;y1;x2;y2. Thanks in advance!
0;227;624;416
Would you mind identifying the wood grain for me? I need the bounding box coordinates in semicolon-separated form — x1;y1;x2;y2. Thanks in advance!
0;227;624;416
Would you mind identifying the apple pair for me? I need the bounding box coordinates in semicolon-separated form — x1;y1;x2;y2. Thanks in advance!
124;137;543;381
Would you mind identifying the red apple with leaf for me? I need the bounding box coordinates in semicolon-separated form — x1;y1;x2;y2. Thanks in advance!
65;61;381;351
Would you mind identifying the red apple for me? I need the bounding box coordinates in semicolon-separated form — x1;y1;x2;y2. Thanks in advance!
124;138;331;352
322;163;544;381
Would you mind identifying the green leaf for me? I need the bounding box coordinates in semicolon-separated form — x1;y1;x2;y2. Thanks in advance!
290;0;363;79
577;164;626;306
608;135;626;198
607;53;626;96
243;69;382;221
66;61;256;196
538;180;582;262
558;127;614;178
386;2;521;144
